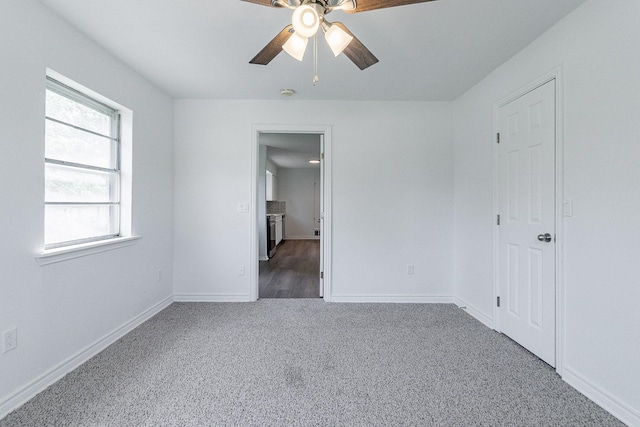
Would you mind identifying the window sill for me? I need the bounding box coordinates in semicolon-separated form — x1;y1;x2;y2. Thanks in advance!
36;236;141;266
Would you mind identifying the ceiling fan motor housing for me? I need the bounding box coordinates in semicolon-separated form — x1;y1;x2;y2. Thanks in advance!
271;0;356;14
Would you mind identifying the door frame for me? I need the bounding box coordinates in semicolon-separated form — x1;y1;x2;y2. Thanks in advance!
492;66;565;374
250;124;332;302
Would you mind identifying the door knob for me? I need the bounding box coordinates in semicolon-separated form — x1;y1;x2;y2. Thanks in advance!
537;233;552;242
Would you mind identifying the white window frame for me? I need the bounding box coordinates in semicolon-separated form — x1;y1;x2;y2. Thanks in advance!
37;70;136;265
44;76;123;249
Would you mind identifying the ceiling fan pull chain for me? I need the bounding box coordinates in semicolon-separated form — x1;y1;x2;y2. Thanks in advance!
313;33;319;84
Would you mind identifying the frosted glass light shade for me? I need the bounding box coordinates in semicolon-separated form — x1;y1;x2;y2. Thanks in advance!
324;24;353;57
291;5;320;38
283;32;308;61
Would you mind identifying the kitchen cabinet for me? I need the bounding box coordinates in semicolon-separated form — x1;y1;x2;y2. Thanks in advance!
266;171;278;201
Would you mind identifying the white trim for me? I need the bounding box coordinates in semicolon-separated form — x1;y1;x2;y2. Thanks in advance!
453;297;494;329
0;295;172;420
330;295;454;304
35;236;141;266
322;131;332;301
492;98;501;332
251;124;332;302
250;128;259;302
173;294;251;302
563;367;640;427
44;68;134;252
553;67;566;376
492;66;564;372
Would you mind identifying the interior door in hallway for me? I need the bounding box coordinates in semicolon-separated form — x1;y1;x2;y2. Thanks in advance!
498;80;556;367
318;134;324;298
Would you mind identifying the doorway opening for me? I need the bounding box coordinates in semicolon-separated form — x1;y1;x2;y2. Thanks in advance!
250;125;331;301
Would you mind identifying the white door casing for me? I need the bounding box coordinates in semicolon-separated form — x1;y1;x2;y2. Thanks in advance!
251;125;332;302
497;80;556;366
319;134;324;298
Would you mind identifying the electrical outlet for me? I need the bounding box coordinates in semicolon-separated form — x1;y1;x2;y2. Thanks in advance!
237;202;249;213
3;328;17;353
407;264;415;275
239;265;245;276
157;269;163;282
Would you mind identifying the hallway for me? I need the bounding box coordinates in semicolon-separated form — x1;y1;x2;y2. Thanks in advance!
259;240;320;298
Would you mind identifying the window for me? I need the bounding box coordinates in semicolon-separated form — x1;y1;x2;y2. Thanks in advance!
44;77;121;248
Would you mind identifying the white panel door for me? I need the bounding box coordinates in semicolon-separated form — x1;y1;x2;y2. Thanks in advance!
498;80;556;366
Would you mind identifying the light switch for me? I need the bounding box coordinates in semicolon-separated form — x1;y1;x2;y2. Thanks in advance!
237;202;249;213
563;200;573;217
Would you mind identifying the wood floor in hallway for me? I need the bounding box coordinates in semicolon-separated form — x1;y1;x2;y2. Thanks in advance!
259;239;320;298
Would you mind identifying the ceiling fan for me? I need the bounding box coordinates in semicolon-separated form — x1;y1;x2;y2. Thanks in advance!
243;0;437;70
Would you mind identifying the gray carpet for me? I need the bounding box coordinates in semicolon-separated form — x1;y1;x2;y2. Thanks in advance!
1;301;623;426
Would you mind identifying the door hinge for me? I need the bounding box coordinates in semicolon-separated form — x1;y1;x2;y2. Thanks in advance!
497;296;501;307
496;133;500;144
497;214;500;225
320;271;324;279
321;152;324;160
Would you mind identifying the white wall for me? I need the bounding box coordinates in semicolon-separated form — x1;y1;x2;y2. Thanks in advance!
452;0;640;423
173;100;453;301
278;168;320;239
0;0;174;415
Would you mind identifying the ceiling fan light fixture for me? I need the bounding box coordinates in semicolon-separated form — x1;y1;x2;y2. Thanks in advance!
282;32;308;61
291;4;321;38
322;22;353;56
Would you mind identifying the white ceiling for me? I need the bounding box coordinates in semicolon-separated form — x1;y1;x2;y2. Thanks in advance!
37;0;586;101
260;133;321;169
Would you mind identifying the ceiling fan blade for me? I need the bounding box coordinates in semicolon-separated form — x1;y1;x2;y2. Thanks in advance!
333;22;379;70
346;0;437;13
249;25;294;65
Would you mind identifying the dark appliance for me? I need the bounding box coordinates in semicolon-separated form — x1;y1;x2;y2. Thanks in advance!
267;216;277;258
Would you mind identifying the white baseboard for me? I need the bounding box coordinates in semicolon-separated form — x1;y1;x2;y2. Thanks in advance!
453;296;494;329
0;295;173;420
562;366;639;426
330;294;454;304
173;293;251;302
